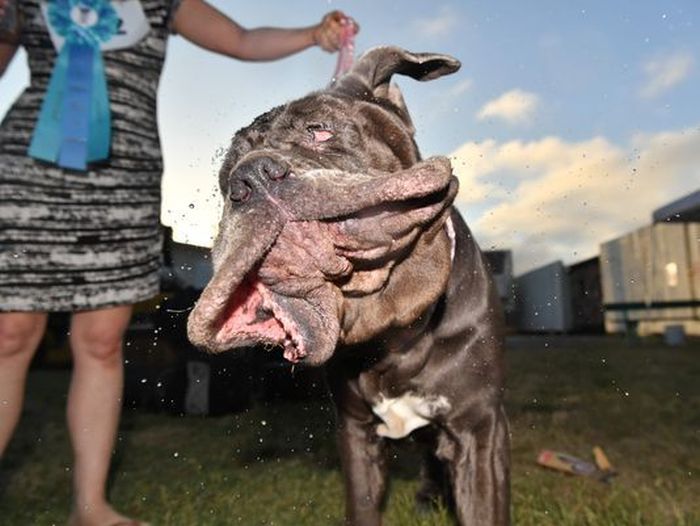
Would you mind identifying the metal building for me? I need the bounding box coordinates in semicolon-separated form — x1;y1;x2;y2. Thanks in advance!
600;222;700;336
568;257;604;333
652;189;700;223
514;260;573;333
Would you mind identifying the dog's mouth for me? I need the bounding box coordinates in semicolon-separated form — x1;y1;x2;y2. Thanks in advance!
215;275;307;363
187;218;343;365
190;266;341;365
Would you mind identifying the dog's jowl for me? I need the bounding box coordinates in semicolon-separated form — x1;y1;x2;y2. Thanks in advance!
188;46;510;526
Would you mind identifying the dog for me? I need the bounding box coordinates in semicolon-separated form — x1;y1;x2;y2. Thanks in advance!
187;46;510;526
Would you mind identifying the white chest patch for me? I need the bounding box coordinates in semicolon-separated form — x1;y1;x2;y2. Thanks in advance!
372;393;451;439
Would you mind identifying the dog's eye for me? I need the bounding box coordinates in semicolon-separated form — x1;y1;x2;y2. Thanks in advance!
307;125;334;143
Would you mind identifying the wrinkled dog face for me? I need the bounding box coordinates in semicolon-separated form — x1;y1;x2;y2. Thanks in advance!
188;47;461;365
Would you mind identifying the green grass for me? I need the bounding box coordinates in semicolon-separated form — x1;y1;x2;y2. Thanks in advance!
1;335;699;525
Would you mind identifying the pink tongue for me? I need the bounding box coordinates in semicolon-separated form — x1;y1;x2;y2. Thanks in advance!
331;18;356;83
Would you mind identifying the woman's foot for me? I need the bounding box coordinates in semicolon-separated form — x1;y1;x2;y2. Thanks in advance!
68;502;149;526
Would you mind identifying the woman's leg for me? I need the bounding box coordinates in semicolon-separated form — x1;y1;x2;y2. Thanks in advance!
67;304;135;526
0;312;48;456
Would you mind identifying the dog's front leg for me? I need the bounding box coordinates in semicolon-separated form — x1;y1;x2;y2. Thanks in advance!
444;405;510;526
336;412;388;526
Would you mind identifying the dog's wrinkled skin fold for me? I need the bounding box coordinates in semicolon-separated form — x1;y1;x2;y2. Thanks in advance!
188;46;510;525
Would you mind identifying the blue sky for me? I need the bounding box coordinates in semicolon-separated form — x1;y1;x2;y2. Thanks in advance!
2;1;699;273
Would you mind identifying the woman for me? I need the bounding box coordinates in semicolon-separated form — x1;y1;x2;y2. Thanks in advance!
0;1;356;525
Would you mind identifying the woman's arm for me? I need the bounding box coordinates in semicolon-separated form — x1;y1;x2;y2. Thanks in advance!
0;41;18;77
171;0;352;61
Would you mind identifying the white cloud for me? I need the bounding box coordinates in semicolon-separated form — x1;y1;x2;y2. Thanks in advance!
450;126;700;274
640;51;694;98
476;89;539;124
413;6;459;38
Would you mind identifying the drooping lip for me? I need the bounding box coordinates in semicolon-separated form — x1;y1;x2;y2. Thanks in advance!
185;202;331;363
214;275;308;362
186;203;286;355
189;254;339;365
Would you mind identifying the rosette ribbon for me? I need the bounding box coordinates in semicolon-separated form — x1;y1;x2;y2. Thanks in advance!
29;0;119;170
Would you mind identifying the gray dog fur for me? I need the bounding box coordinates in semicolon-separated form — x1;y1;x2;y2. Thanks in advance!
187;46;510;525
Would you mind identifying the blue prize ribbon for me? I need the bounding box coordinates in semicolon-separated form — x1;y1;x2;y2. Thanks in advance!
57;43;93;170
29;0;119;171
28;46;71;163
88;50;111;162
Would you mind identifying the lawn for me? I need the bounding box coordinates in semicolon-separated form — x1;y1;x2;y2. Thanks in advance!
1;335;698;525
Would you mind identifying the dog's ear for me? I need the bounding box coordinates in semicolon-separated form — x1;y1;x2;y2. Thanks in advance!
332;46;461;100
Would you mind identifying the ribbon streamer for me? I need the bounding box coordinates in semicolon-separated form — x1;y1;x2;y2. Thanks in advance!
29;0;118;171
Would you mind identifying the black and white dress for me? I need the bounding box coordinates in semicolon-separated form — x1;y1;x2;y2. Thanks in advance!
0;0;181;312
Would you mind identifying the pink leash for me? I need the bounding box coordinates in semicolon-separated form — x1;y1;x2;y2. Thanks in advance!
331;17;357;84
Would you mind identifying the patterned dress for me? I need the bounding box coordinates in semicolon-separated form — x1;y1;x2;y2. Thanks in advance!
0;0;180;312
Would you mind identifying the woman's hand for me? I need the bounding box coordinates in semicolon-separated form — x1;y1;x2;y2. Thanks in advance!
312;11;359;52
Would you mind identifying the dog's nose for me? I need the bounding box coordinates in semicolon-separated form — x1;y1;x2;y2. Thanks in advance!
229;157;289;203
229;180;252;203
